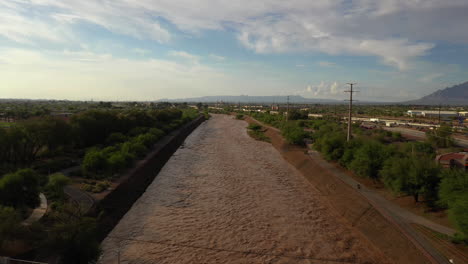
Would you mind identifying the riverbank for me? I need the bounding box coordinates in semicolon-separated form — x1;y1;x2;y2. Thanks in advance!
98;114;390;264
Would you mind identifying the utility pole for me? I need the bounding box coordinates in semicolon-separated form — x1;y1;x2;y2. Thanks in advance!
286;95;290;122
345;83;358;142
438;103;441;125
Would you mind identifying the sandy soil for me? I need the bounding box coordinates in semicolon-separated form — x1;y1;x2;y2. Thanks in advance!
98;114;390;264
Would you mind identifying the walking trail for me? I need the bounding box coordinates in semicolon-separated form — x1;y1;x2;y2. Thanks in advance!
98;114;391;264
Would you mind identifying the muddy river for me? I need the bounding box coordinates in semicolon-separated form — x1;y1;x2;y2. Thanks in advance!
98;114;389;264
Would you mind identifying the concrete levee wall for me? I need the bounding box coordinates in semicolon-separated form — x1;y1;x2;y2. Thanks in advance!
91;116;205;241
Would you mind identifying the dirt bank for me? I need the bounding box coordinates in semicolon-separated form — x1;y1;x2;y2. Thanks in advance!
98;115;391;264
245;116;431;264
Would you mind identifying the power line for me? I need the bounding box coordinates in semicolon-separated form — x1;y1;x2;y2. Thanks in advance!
345;83;358;142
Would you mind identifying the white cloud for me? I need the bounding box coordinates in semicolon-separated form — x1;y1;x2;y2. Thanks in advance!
318;61;335;67
132;48;151;56
1;0;468;71
418;73;444;83
305;81;341;98
0;48;226;100
168;50;200;63
209;54;225;61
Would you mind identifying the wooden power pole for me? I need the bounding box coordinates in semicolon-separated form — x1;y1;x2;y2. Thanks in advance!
345;83;358;142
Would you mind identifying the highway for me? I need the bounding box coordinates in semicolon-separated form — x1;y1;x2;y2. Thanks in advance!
383;127;468;148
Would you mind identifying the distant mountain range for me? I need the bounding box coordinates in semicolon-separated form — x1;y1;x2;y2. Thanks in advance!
406;81;468;105
157;95;340;104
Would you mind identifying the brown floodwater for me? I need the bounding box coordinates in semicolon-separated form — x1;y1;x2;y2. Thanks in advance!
98;114;389;264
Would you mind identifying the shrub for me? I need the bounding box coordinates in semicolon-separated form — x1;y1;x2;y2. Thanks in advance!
46;173;71;200
134;133;158;148
282;124;307;145
148;128;165;139
349;141;390;180
0;168;40;208
0;206;23;249
45;216;101;264
106;152;127;174
236;114;244;120
247;123;262;131
105;132;127;145
81;149;107;177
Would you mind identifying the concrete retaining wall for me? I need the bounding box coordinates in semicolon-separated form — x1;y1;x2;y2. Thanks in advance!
91;116;205;241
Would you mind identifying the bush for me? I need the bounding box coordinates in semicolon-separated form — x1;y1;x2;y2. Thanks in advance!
381;155;440;203
247;123;262;131
148;128;165;139
105;132;127;145
134;133;158;148
349;141;390;180
45;216;101;264
0;168;40;208
439;170;468;239
315;132;346;161
236;114;244;120
46;173;71;200
81;149;107;177
81;181;110;193
106;152;127;174
0;206;23;249
128;126;149;137
122;141;148;158
282;123;307;145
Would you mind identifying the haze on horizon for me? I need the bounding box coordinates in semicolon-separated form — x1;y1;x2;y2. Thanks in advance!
1;0;468;102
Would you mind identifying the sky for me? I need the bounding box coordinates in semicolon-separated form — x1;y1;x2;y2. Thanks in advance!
1;0;468;102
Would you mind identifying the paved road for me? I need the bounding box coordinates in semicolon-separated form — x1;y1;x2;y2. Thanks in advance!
384;127;468;148
22;193;47;226
60;166;95;214
63;185;95;214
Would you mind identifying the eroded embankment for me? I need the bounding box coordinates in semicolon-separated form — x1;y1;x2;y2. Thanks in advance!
245;116;431;264
98;115;391;264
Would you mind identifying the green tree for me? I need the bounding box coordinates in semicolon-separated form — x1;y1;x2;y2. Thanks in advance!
381;155;440;203
282;123;307;145
0;206;23;250
448;193;468;242
316;132;346;161
81;149;107;177
426;124;454;148
349;141;390;180
438;169;468;240
46;173;71;200
45;212;101;264
0;169;40;208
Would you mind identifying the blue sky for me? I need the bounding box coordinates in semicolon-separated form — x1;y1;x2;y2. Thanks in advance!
1;0;468;102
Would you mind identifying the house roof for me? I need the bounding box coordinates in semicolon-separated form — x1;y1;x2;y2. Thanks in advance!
438;153;468;161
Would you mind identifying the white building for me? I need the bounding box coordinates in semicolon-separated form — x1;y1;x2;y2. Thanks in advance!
407;110;458;118
308;113;323;118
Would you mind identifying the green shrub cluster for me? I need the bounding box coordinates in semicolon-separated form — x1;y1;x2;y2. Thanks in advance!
81;180;110;193
81;128;165;178
310;120;468;242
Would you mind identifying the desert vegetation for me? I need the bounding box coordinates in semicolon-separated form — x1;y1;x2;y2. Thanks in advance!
0;100;200;263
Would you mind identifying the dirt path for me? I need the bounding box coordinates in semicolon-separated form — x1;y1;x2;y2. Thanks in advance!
98;114;390;264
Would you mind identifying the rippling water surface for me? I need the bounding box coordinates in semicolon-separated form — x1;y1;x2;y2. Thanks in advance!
99;114;388;264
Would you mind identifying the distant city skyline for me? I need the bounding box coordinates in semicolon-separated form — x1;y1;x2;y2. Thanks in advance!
1;1;468;102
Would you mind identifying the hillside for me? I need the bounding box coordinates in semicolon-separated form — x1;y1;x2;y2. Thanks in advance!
407;81;468;105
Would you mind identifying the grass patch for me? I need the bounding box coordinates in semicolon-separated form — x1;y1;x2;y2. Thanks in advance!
247;124;270;142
